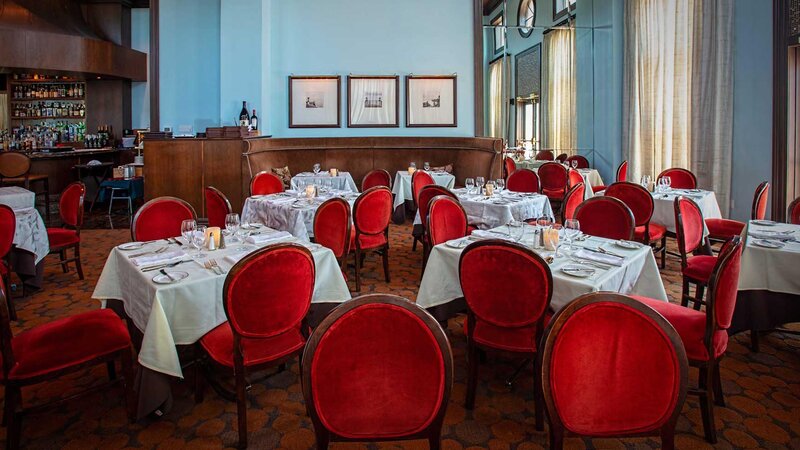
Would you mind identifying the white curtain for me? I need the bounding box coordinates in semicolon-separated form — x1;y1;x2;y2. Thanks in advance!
623;0;734;213
488;57;506;139
543;27;576;152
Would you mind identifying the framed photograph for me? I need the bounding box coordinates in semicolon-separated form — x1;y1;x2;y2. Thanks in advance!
347;76;399;128
491;13;505;54
405;75;457;128
289;76;341;128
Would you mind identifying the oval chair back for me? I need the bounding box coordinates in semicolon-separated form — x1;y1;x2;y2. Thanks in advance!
427;195;468;246
574;197;636;240
566;155;590;169
556;153;568;163
540;293;688;449
605;182;654;230
506;169;540;193
362;169;392;191
707;236;744;334
562;183;585;223
538;162;569;200
674;196;706;265
411;170;435;210
204;186;233;229
503;157;517;180
751;181;770;221
0;206;15;260
302;294;453;447
418;185;457;237
536;150;555;161
789;197;800;225
0;152;31;179
617;160;629;182
313;197;351;259
250;171;285;196
567;169;583;189
131;196;197;242
59;182;86;230
657;168;697;189
354;186;393;238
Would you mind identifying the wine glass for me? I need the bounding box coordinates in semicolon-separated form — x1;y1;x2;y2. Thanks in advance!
424;161;431;171
476;176;485;194
640;175;651;190
313;163;321;174
571;160;578;169
181;219;196;248
563;219;581;253
664;176;672;191
225;213;240;242
496;178;505;193
465;178;475;194
192;225;207;258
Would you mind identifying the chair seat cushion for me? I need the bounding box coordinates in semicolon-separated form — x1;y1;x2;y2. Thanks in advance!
200;322;305;368
682;255;717;282
630;296;728;361
47;228;80;248
350;228;387;250
542;188;566;199
706;218;745;240
6;309;130;380
465;313;551;353
634;223;667;242
591;185;606;193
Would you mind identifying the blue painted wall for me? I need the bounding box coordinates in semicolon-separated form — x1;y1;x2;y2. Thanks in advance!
131;8;150;130
220;0;263;127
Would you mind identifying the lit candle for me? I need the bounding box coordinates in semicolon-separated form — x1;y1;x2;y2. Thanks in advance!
329;168;338;177
544;228;559;251
205;227;221;249
408;166;416;175
484;182;494;197
305;184;316;199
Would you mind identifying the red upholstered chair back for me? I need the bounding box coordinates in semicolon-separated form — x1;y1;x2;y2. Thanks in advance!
562;183;585;223
224;243;314;338
58;182;85;229
354;186;393;237
536;150;555;161
506;169;540;193
411;170;435;209
362;169;392;191
751;181;770;221
0;206;16;259
567;169;583;188
566;155;590;169
418;185;457;233
574;197;635;240
541;293;688;438
617;160;629;182
789;197;800;225
708;236;743;331
131;197;197;242
204;186;233;229
503;157;517;180
657;168;697;189
0;280;17;377
250;171;285;195
556;153;568;163
302;294;452;441
539;162;568;194
605;182;654;228
674;196;705;258
459;241;553;330
313;197;351;259
428;196;469;246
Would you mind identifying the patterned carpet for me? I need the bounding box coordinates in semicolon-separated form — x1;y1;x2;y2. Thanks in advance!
3;218;799;449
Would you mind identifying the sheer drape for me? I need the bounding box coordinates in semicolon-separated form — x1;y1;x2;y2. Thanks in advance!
543;27;576;152
623;0;734;213
488;58;506;139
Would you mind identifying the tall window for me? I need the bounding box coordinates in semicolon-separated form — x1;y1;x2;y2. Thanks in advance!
553;0;576;21
488;57;507;139
542;27;576;152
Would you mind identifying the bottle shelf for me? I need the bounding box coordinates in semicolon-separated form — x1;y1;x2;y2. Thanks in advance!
11;98;85;102
10;79;84;84
11;116;85;121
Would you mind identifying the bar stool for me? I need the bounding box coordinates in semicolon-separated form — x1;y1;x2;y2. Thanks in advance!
107;187;133;217
0;153;50;222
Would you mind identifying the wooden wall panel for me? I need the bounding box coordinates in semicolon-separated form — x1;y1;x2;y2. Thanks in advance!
202;140;245;214
144;140;205;213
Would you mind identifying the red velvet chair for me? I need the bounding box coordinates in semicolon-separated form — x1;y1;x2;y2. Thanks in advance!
427;195;469;247
555;153;568;163
131;196;197;242
565;155;589;169
540;293;688;450
630;236;743;444
538;162;568;209
196;243;315;448
459;240;553;430
204;186;233;229
574;196;635;240
657;168;697;189
591;160;628;193
411;171;436;251
503;157;517;180
351;186;392;292
789;196;800;225
536;150;555;161
46;182;86;281
0;206;16;320
301;294;453;449
0;280;136;450
417;185;458;269
674;196;715;309
606;181;667;268
706;181;769;243
361;169;392;191
561;183;585;223
313;197;351;278
250;170;285;195
506;169;540;193
567;169;583;188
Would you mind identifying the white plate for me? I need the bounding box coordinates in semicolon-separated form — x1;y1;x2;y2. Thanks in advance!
291;203;306;209
752;239;785;249
561;264;595;278
118;242;145;251
445;238;470;249
152;270;189;284
250;195;265;200
752;220;778;227
614;240;640;249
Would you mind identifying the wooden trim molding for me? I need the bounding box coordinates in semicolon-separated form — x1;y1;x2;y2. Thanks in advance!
772;0;789;221
474;0;485;137
149;0;160;131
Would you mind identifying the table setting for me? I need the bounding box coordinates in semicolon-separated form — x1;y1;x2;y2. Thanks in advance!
0;186;36;210
392;163;456;211
0;187;50;291
291;164;358;193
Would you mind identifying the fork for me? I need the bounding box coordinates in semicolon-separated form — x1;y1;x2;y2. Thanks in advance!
209;259;226;275
203;260;217;274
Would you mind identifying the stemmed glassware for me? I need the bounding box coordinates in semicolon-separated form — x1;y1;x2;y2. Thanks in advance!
495;178;505;193
663;176;672;191
225;213;240;242
424;161;431;171
181;219;196;251
313;163;321;174
571;160;578;169
476;176;485;194
192;225;207;258
465;178;475;194
640;175;652;191
563;219;581;254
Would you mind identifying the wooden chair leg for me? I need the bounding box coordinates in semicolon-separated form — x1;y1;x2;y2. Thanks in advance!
74;245;84;280
661;426;676;450
694;284;705;311
680;279;691;308
120;348;138;423
354;248;362;292
235;367;248;449
194;360;206;404
660;236;667;269
549;425;564;450
465;341;479;410
3;274;16;321
412;235;418;251
106;360;117;381
4;386;22;450
314;428;330;450
698;366;717;444
60;250;69;273
428;431;441;450
382;246;390;283
533;357;544;431
712;360;725;407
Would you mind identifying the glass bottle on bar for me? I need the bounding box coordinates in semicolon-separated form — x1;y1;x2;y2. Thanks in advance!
239;101;250;128
251;109;258;131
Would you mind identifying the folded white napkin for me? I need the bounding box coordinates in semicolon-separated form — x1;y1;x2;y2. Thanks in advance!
245;231;293;245
573;248;624;267
224;249;251;265
750;231;795;242
131;250;186;267
470;230;514;241
269;196;299;205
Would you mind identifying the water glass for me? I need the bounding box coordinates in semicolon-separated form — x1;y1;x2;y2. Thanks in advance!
225;213;240;241
564;219;581;253
506;220;525;242
664;176;672;190
192;225;207;258
476;176;485;193
640;175;652;190
181;219;196;247
313;163;321;174
571;160;578;169
465;178;475;194
424;161;431;171
496;178;505;192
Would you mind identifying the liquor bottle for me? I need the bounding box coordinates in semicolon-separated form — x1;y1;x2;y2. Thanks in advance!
239;101;250;127
251;109;258;130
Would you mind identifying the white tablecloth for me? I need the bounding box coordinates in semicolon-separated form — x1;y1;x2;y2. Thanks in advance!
12;207;49;264
738;221;800;294
417;226;668;312
0;187;35;210
392;171;456;210
291;172;359;193
92;233;352;378
415;189;554;230
241;190;358;241
652;189;721;234
515;160;546;170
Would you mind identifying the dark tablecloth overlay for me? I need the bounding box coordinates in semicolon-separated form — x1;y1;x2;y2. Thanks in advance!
97;177;145;203
8;248;45;291
730;290;800;335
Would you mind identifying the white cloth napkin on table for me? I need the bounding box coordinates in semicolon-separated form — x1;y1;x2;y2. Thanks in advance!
573;249;624;267
245;231;293;245
267;196;298;205
131;250;186;267
470;230;514;242
750;231;796;242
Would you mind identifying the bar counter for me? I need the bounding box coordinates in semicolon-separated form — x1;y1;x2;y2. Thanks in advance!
28;147;135;202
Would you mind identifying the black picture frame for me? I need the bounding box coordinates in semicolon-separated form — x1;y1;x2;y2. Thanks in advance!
346;75;400;128
405;75;458;128
288;76;341;128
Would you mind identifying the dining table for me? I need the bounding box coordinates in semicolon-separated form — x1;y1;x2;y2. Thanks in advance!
0;187;49;292
416;224;668;320
240;189;359;241
392;170;456;223
93;227;352;418
730;220;800;350
290;171;359;193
